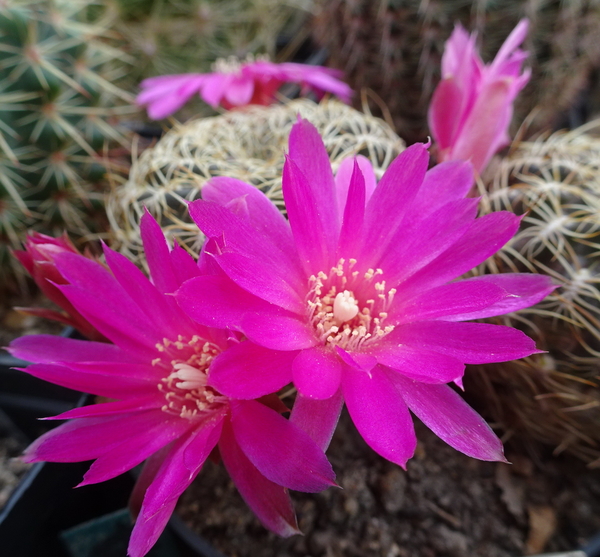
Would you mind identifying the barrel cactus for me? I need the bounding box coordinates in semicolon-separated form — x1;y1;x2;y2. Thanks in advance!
106;98;405;267
0;0;137;291
468;120;600;465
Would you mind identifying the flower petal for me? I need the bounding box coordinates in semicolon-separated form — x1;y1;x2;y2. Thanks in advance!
442;273;556;321
378;197;479;286
219;420;300;536
287;118;338;241
342;365;417;468
230;400;336;492
292;346;342;400
140;210;180;294
208;341;295;399
397;210;521;296
366;344;465;384
202;176;297;259
23;410;176;463
19;362;147;398
391;321;540;364
338;159;366;255
78;413;192;486
138;416;224;522
282;156;338;275
391;374;506;461
357;143;429;266
334;155;376;216
8;335;137;365
394;279;508;323
290;390;344;451
188;200;304;312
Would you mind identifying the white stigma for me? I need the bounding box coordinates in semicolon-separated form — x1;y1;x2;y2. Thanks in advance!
172;362;207;390
333;290;359;324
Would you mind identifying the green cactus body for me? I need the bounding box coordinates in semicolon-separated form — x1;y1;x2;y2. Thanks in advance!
469;121;600;464
0;0;138;291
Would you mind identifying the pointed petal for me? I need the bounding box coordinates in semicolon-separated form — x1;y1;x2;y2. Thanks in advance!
188;200;304;312
334;155;376;215
45;396;158;421
8;335;137;365
219;421;299;536
103;245;196;340
14;363;157;400
287;118;338;241
342;365;416;468
394;279;507;323
290;390;344;451
406;160;474;224
367;343;465;384
202;177;297;258
23;410;177;463
230;400;336;492
450;79;512;173
358;143;430;265
129;498;178;557
282;156;337;275
443;273;556;321
242;311;317;351
428;77;464;150
138;415;224;522
338;159;366;255
391;375;506;461
391;321;540;364
140;210;180;293
397;211;521;296
378;197;479;285
208;341;295;399
79;415;192;486
292;346;342;400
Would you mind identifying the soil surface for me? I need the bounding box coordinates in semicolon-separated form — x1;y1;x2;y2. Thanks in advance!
177;410;600;557
0;415;31;510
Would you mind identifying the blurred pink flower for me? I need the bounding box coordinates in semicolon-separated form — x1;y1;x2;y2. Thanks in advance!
137;57;352;119
176;119;555;468
428;19;531;174
8;212;335;557
13;232;106;342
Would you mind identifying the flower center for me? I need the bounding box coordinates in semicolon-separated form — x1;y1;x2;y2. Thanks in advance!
212;53;269;74
153;335;227;420
307;258;396;351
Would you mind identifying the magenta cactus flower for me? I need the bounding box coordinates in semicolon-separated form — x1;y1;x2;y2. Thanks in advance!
137;57;352;119
176;119;555;466
428;19;531;174
13;232;106;342
8;212;335;557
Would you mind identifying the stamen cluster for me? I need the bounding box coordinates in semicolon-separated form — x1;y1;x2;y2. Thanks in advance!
155;335;226;420
306;258;396;351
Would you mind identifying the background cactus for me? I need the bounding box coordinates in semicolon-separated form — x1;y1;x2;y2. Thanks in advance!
309;0;600;144
106;98;405;267
467;120;600;465
111;0;313;78
0;0;138;292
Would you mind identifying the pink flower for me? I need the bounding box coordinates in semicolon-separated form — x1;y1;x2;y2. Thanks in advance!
176;119;555;466
428;19;531;174
8;212;335;557
137;57;352;119
13;232;106;342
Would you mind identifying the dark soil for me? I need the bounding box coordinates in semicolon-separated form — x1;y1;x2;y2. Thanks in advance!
177;410;600;557
0;292;64;349
0;416;31;510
